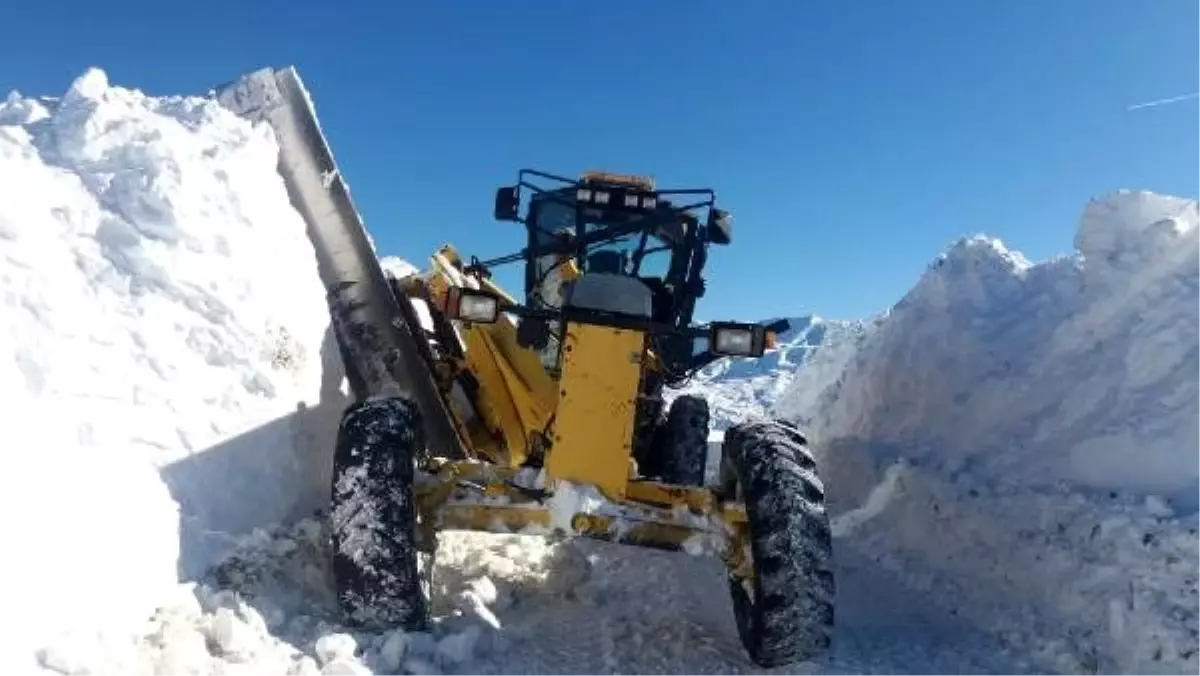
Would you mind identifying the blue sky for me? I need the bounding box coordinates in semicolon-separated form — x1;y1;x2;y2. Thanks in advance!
3;0;1197;321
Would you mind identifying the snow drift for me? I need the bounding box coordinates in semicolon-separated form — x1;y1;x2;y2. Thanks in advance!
0;68;345;662
772;190;1199;673
782;190;1198;499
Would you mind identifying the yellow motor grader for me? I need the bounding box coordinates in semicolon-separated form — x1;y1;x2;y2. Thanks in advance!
326;168;836;667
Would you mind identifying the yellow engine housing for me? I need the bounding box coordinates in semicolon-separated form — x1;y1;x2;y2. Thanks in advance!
546;323;645;499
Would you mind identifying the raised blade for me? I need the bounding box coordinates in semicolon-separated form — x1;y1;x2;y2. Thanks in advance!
213;66;465;459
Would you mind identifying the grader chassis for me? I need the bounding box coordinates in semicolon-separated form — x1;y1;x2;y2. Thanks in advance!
215;66;835;668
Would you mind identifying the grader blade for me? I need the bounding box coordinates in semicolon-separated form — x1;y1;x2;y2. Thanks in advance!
213;66;465;460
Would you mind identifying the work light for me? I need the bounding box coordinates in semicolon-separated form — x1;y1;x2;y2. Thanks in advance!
445;287;500;323
573;182;652;211
708;322;768;357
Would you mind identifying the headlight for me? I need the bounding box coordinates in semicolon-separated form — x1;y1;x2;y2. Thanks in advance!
577;188;593;202
715;328;753;354
642;196;657;209
708;322;767;357
593;190;610;205
624;194;640;207
445;287;500;323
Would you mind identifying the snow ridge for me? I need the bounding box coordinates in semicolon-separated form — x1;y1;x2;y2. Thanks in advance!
771;189;1199;673
785;189;1198;499
1;67;341;663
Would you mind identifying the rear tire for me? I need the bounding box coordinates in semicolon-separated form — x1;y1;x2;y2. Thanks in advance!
642;395;709;486
661;395;709;485
330;396;431;631
722;418;835;667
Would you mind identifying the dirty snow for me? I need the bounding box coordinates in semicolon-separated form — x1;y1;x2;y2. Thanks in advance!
545;480;610;533
4;67;1196;675
36;514;1038;675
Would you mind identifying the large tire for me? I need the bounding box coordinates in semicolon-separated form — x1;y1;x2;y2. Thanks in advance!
722;418;835;667
330;396;431;631
657;395;710;486
637;395;709;485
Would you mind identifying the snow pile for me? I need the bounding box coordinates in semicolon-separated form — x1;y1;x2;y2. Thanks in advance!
670;315;869;429
0;68;343;662
774;189;1199;673
36;516;602;675
220;522;575;675
786;190;1198;499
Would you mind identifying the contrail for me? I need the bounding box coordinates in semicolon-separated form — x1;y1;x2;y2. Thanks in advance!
1127;92;1200;111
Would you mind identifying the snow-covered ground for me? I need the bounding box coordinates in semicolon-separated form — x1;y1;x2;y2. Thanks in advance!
0;68;343;668
2;68;1196;675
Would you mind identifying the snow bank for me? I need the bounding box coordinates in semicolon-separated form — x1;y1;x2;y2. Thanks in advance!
775;189;1199;673
0;68;343;660
788;190;1198;499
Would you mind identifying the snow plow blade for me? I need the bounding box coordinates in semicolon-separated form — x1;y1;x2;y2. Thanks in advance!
213;66;465;460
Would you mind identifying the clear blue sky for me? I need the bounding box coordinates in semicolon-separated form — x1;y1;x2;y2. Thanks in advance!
4;0;1197;321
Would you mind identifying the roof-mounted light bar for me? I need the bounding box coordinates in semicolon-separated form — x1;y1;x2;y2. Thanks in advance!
580;169;655;191
577;186;659;211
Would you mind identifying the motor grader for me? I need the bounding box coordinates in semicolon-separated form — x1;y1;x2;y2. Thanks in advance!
327;169;835;667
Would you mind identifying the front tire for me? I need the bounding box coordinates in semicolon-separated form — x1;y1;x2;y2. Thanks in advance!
329;396;431;630
722;418;835;667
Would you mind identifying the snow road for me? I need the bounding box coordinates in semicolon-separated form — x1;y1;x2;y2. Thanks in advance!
95;520;1031;675
3;68;1196;674
450;538;1028;675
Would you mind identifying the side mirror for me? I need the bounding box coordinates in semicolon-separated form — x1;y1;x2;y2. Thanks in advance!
494;186;519;221
708;208;732;245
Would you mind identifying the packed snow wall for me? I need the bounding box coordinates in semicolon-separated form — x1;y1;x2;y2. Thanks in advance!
784;189;1198;499
0;69;347;657
774;189;1199;673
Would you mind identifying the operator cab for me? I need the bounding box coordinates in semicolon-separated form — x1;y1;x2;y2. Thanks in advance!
526;196;673;322
500;170;730;325
490;168;743;384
